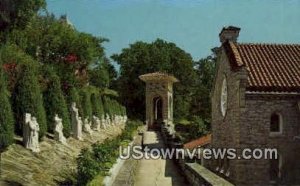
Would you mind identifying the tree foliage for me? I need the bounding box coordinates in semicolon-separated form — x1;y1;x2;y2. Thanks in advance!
0;0;46;32
43;66;71;136
0;56;15;149
191;55;216;122
80;89;93;121
112;39;196;120
91;93;104;118
13;61;47;137
7;14;108;88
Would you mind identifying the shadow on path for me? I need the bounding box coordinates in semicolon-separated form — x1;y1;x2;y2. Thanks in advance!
134;131;187;186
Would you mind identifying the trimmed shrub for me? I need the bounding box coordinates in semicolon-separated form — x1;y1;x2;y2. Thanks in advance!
66;87;83;117
102;96;112;117
77;148;100;186
0;61;15;149
77;119;142;185
80;89;92;120
13;62;47;137
91;93;104;118
43;67;71;136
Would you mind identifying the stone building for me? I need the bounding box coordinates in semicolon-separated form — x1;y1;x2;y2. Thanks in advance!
210;26;300;185
139;72;178;129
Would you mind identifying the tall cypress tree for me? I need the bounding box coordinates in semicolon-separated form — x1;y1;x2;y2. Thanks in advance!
13;62;47;137
0;62;15;149
66;87;83;118
99;95;105;118
43;68;71;137
102;96;112;117
80;89;92;121
91;93;102;118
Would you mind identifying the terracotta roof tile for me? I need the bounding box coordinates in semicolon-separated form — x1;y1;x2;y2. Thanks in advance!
224;42;300;92
183;134;211;150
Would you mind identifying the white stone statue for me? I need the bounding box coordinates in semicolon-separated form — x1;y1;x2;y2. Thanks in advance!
111;115;116;126
23;113;40;152
54;114;67;144
118;115;122;125
115;115;120;125
71;102;83;140
92;116;101;131
106;114;111;126
83;118;93;134
101;115;107;129
124;115;128;123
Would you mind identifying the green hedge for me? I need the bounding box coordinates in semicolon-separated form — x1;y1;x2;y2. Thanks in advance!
102;96;125;117
80;89;93;121
66;87;83;118
0;61;15;149
91;93;104;118
13;62;47;137
43;67;71;137
77;120;142;185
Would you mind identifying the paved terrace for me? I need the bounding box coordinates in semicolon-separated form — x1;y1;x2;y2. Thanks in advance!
113;131;187;186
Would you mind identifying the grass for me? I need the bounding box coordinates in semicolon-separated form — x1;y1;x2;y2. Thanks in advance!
87;175;104;186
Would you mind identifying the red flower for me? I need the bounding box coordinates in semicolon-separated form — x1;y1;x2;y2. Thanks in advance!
3;63;17;72
64;53;78;64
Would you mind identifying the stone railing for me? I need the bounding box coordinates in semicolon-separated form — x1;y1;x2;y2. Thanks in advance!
183;163;234;186
160;125;234;186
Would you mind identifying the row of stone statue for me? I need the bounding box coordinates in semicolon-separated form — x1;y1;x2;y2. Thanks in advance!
23;102;128;153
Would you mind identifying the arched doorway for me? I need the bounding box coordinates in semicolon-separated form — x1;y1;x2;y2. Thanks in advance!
153;96;163;128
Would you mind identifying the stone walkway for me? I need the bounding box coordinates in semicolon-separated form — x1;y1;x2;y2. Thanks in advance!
133;131;186;186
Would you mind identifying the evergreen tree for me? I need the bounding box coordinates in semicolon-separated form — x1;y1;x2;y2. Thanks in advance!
13;62;47;137
0;61;15;149
102;96;113;117
80;89;92;121
98;95;105;117
91;93;101;118
66;87;83;117
43;67;71;137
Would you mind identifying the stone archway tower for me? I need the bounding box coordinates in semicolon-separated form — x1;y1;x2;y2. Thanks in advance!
139;72;179;129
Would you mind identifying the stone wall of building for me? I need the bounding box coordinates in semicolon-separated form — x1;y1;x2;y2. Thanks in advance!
145;81;174;127
237;95;300;185
211;46;300;185
210;46;248;184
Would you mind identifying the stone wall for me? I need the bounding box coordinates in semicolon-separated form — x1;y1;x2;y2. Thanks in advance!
237;95;300;185
210;46;248;184
145;81;174;127
211;46;300;185
177;158;233;186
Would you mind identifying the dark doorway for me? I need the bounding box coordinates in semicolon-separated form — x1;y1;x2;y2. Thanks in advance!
153;97;163;127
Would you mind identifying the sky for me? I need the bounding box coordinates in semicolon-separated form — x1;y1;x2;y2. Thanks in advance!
46;0;300;63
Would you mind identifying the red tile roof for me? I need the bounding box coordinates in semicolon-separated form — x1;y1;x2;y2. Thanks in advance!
184;134;211;149
224;41;300;92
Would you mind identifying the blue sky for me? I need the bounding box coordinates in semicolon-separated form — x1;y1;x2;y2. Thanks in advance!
46;0;300;62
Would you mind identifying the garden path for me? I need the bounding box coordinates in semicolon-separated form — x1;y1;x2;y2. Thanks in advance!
133;131;186;186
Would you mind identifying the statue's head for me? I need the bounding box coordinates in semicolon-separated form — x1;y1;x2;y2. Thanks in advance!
32;117;37;122
25;113;31;121
71;102;76;108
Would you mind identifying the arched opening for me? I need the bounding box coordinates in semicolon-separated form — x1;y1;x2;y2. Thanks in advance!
270;113;282;134
153;96;163;126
